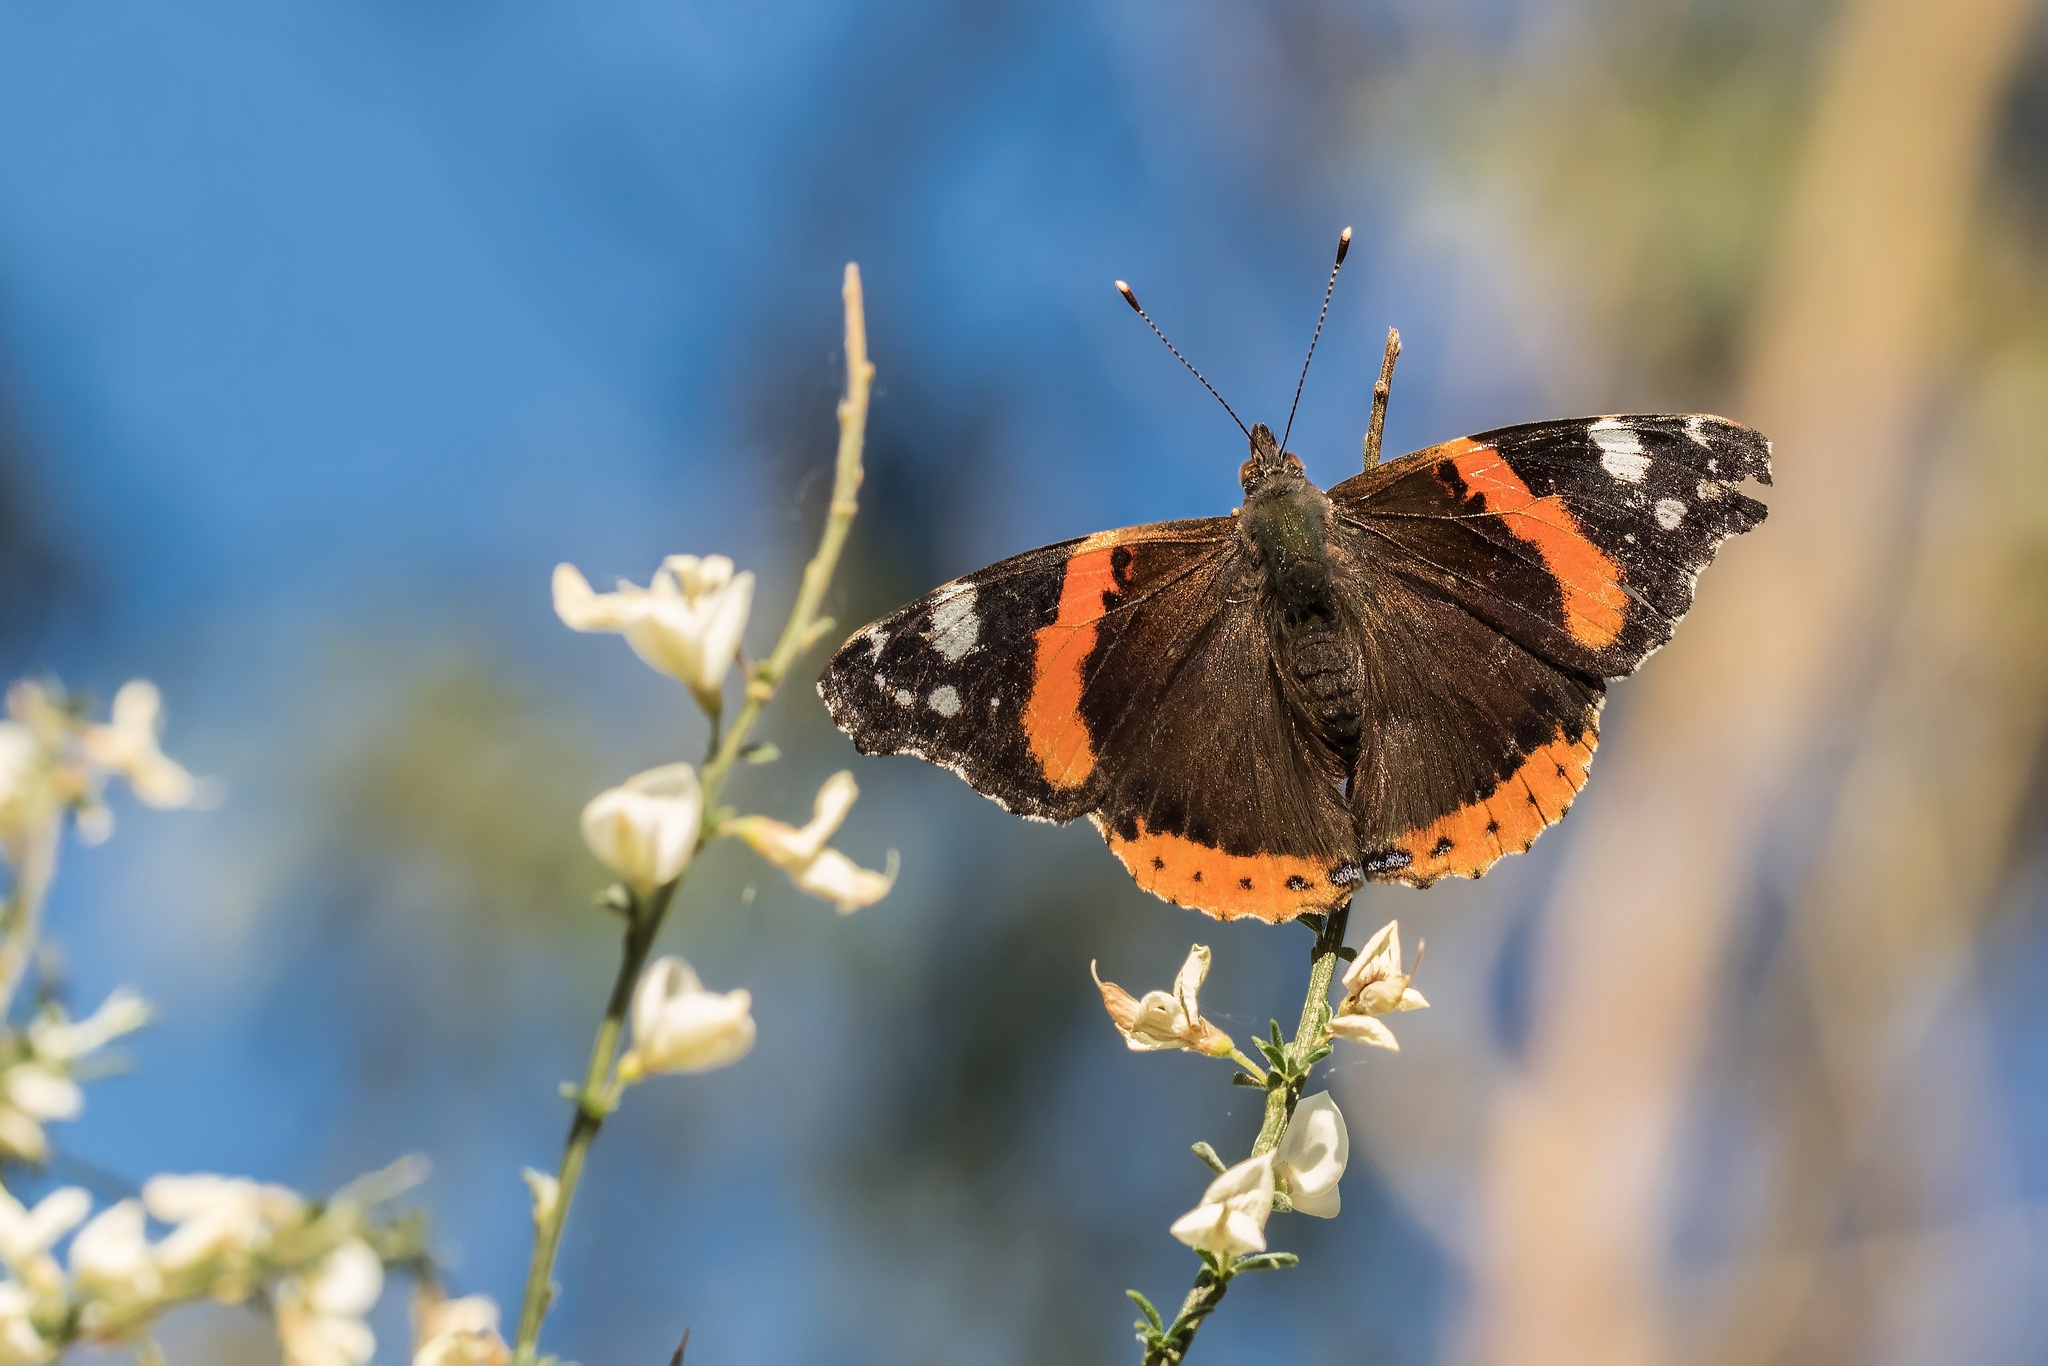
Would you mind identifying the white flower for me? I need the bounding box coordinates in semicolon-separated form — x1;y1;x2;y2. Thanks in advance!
617;957;755;1080
553;555;755;707
414;1291;510;1366
28;988;152;1064
1168;1151;1274;1261
0;1065;83;1163
1326;920;1428;1052
143;1174;304;1275
80;681;202;810
579;763;703;893
277;1240;382;1366
0;1184;88;1297
1273;1092;1348;1218
726;772;896;913
69;1199;162;1304
0;1282;50;1365
1091;945;1235;1056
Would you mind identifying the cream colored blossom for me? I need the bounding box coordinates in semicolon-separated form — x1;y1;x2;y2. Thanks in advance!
0;1184;88;1298
0;1282;50;1365
80;682;202;810
726;772;895;913
143;1174;304;1276
0;1065;82;1164
1325;920;1428;1052
579;764;702;893
1091;945;1235;1056
69;1199;162;1306
28;988;151;1065
1168;1151;1274;1261
277;1240;382;1366
553;555;754;707
414;1291;510;1366
1273;1091;1348;1218
616;957;755;1080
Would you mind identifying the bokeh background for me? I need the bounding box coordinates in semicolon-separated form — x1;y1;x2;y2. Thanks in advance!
1;0;2045;1361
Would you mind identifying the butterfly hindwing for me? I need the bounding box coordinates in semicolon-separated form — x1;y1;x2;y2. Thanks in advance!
1336;554;1605;886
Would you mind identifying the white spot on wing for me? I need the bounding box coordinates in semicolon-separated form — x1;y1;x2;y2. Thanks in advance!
1591;418;1651;483
893;687;914;706
1685;415;1712;447
927;585;981;661
1654;498;1686;530
863;628;888;660
928;685;962;717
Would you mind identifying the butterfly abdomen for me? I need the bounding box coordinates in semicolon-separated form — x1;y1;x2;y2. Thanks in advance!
1283;616;1365;756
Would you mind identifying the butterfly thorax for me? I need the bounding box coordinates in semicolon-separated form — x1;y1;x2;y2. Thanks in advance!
1238;425;1366;758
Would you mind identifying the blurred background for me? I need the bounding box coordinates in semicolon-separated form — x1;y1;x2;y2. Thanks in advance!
1;0;2044;1361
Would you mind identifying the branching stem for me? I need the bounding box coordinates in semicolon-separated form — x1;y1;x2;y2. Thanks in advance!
1140;904;1351;1366
510;264;874;1366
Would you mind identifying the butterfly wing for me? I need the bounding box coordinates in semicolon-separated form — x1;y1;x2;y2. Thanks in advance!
820;519;1361;922
1330;413;1771;678
1328;413;1770;885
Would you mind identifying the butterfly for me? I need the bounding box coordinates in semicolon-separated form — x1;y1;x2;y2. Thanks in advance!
818;233;1770;923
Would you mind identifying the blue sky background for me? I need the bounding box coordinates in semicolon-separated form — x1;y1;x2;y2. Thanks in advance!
3;2;2046;1363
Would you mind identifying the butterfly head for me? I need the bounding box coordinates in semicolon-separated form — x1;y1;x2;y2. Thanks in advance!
1240;422;1308;497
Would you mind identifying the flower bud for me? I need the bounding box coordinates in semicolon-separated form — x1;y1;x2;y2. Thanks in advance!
579;764;702;893
617;956;755;1079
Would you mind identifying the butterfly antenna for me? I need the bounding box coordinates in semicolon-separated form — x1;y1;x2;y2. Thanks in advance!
1116;280;1251;440
1278;225;1352;454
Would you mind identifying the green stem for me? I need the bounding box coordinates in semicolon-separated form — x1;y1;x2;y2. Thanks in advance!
1141;905;1351;1366
510;264;874;1366
512;883;675;1363
0;813;61;1018
697;263;873;821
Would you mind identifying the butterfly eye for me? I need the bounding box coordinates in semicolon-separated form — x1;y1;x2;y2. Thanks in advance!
1239;456;1261;488
1286;452;1305;473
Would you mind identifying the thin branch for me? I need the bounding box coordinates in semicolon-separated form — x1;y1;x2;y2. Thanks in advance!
1141;906;1351;1365
510;265;875;1366
1362;327;1401;470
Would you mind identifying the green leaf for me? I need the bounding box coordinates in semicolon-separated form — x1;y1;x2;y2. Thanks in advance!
1230;1072;1265;1088
1233;1251;1300;1274
1336;945;1358;961
1254;1038;1288;1071
1302;1043;1333;1068
1190;1142;1226;1175
739;742;781;765
1126;1290;1166;1333
1268;1020;1286;1049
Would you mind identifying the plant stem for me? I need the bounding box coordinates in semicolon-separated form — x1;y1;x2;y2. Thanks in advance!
698;263;873;818
1141;904;1351;1366
512;881;674;1363
510;264;874;1365
0;814;60;1017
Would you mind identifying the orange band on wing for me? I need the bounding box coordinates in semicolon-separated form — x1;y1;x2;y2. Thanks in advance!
1023;535;1122;789
1443;441;1627;649
1387;728;1596;884
1097;816;1357;924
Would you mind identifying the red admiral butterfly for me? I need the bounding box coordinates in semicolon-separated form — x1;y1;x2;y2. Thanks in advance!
820;231;1770;922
